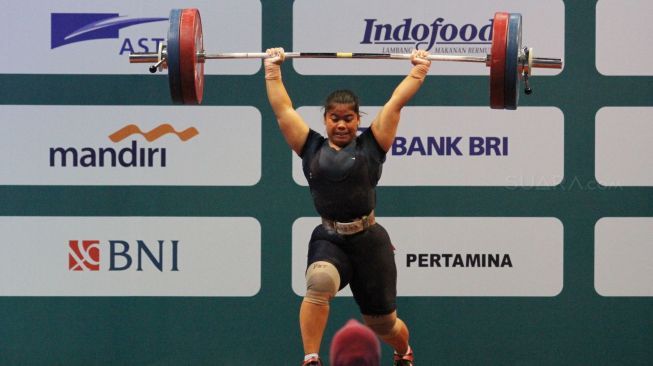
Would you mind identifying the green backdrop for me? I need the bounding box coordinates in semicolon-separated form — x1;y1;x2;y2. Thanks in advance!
1;1;651;364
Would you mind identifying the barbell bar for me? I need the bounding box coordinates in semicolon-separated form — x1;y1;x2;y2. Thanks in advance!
129;8;563;109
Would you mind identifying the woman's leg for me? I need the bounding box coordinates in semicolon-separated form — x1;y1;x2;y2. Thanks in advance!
300;261;340;354
348;225;412;355
362;310;410;354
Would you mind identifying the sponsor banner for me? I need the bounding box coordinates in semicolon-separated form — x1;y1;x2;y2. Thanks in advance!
0;105;260;185
596;1;653;75
596;107;653;186
292;217;563;296
293;0;564;75
595;218;653;296
293;107;564;186
1;0;261;74
0;217;261;296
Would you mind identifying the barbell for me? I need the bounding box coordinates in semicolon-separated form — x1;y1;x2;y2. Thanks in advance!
129;8;563;109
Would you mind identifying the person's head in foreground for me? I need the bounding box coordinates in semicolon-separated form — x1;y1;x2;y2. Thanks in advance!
330;319;381;366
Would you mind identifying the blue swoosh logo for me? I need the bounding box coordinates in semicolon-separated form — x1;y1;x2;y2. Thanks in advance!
51;13;168;49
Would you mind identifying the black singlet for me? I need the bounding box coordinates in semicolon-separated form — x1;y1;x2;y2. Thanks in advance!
300;128;387;221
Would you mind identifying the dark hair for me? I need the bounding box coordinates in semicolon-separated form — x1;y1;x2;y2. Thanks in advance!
322;89;360;117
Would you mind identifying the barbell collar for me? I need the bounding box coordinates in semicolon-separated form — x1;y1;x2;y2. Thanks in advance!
149;58;166;73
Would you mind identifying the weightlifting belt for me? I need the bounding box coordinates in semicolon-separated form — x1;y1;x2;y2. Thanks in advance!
322;210;375;235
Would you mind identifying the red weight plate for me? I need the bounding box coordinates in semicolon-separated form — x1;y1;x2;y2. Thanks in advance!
490;12;509;109
179;8;204;104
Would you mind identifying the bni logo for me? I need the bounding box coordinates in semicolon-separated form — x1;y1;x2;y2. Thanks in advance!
50;13;167;50
68;239;180;272
69;240;100;271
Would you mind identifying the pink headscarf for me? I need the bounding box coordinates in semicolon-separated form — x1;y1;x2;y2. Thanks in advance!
329;319;381;366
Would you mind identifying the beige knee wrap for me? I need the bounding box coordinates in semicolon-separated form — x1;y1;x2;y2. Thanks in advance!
363;311;401;338
303;261;340;306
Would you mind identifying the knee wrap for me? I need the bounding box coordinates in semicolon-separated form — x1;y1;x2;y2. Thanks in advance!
363;311;400;338
304;261;340;306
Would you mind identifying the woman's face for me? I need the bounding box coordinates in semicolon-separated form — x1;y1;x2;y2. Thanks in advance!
324;103;360;148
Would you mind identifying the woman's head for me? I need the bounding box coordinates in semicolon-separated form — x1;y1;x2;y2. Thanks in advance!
323;90;360;117
322;90;361;147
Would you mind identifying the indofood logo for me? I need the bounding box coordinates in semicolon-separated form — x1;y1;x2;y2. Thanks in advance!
49;124;199;168
360;17;494;53
68;239;180;272
50;13;168;55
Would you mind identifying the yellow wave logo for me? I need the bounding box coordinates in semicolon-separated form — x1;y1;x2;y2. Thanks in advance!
109;124;199;142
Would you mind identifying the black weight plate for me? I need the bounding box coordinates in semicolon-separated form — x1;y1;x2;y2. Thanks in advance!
504;13;522;110
167;9;183;104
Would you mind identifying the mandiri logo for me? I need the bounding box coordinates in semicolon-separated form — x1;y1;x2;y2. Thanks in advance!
49;124;199;168
51;13;167;49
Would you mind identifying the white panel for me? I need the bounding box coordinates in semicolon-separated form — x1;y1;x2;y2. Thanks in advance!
293;107;564;186
0;217;261;296
293;0;564;75
0;0;261;74
293;217;563;296
595;218;653;296
0;105;261;185
596;107;653;186
596;1;653;75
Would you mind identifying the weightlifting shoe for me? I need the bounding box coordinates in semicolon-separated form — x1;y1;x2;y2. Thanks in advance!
393;346;414;366
301;355;322;366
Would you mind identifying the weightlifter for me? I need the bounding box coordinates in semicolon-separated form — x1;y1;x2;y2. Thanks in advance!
264;47;431;366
